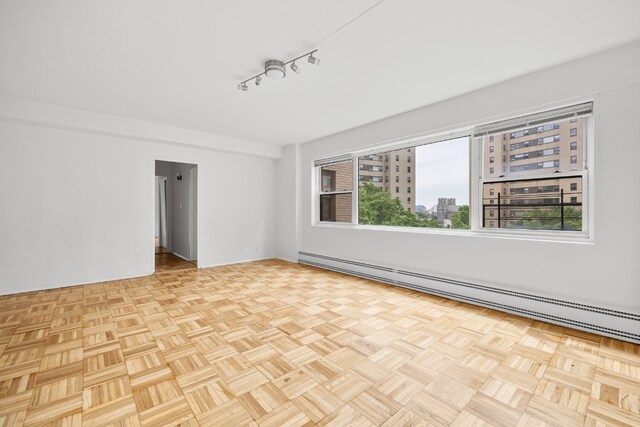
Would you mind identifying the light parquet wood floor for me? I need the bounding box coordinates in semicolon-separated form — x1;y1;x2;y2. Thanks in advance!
0;259;638;427
155;252;197;274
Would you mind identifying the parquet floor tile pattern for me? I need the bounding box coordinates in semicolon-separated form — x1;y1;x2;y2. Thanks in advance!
155;252;197;274
0;259;638;426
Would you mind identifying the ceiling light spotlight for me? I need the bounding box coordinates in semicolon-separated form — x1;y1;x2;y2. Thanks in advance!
290;61;300;74
255;76;262;86
237;83;248;91
307;53;320;65
265;60;286;79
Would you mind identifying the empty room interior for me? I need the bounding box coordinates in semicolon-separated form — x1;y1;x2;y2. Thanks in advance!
1;1;639;426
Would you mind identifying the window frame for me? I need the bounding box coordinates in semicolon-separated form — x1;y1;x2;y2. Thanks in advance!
312;101;594;242
315;158;357;225
473;106;593;239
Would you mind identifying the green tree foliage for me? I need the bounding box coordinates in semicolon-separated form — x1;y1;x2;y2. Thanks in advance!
509;206;581;230
358;183;441;228
451;205;470;230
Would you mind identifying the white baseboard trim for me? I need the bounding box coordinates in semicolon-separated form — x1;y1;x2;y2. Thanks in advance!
0;271;152;297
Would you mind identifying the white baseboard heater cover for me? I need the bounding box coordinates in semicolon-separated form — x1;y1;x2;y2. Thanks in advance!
298;251;640;344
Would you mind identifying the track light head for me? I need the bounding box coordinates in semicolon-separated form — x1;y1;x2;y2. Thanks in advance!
255;76;262;86
237;83;248;91
307;53;319;65
291;62;300;74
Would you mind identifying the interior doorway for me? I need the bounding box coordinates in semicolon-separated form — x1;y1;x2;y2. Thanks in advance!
154;160;198;273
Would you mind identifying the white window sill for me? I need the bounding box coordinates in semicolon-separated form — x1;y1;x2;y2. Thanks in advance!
313;222;593;245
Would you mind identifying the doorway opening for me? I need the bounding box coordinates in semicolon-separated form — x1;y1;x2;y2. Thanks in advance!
155;160;198;274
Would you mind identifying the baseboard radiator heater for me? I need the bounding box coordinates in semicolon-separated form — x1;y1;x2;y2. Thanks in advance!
298;251;640;344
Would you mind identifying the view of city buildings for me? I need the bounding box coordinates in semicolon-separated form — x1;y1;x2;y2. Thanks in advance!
358;147;416;212
481;118;584;230
320;119;583;230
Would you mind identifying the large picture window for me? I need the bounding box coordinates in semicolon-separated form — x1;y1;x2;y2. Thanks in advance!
314;102;592;238
357;137;469;229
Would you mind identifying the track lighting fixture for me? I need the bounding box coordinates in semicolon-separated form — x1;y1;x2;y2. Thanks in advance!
237;49;319;91
307;53;320;65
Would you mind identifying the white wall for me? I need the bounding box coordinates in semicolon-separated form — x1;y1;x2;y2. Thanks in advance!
276;144;301;262
282;40;640;314
0;99;278;295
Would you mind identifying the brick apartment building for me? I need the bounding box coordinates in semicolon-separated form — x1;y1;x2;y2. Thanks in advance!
481;118;584;229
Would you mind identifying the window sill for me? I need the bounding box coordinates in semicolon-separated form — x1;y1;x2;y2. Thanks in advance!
313;222;593;244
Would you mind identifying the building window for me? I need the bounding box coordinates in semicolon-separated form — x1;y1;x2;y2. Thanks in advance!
317;160;353;223
354;136;469;228
395;154;400;161
481;109;589;232
385;165;389;171
315;103;590;237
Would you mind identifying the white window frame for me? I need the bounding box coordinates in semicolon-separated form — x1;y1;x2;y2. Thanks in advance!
314;156;357;225
473;103;593;240
312;101;594;242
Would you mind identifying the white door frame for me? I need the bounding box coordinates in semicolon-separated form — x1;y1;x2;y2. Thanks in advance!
150;157;200;274
189;166;197;261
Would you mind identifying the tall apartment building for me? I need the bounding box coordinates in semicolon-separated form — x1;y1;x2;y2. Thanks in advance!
481;118;584;229
359;147;416;211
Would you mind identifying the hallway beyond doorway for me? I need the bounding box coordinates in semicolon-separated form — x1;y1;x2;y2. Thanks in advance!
155;238;196;273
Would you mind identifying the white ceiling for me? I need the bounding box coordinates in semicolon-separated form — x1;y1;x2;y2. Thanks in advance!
1;1;639;147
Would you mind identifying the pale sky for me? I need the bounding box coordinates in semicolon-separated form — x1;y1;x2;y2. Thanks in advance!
415;136;469;209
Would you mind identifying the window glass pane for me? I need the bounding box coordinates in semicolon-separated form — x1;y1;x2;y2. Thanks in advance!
358;137;469;229
484;118;585;178
482;176;582;231
320;193;352;223
320;161;353;192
